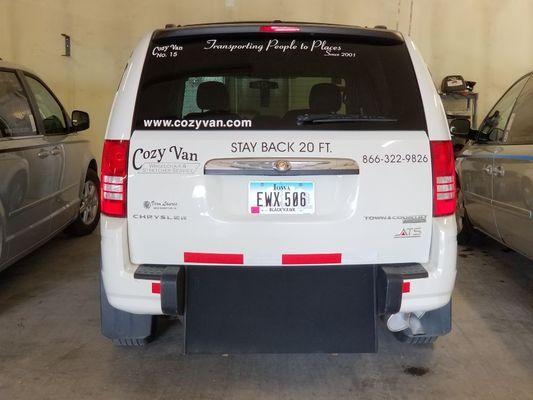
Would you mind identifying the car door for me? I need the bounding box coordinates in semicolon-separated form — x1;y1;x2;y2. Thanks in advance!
491;73;533;258
24;74;78;233
0;68;56;264
459;74;529;239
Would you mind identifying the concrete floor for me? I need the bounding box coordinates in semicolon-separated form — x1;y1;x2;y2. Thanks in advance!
0;232;532;400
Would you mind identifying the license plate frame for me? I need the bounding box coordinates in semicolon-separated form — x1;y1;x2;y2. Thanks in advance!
248;181;315;215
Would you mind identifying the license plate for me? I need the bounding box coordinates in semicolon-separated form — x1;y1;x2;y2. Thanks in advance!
249;181;315;215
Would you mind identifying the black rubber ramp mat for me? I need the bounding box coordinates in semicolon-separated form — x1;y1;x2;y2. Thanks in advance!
184;265;376;354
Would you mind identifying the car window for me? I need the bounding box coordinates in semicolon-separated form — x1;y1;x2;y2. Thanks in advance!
505;74;533;145
0;70;37;137
135;35;426;131
26;76;67;134
181;76;344;118
478;75;529;143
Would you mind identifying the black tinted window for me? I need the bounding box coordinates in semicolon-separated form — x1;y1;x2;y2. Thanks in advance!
134;35;426;131
478;74;529;143
0;71;36;137
507;74;533;145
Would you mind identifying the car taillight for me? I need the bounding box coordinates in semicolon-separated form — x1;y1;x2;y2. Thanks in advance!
430;140;456;217
259;25;300;33
101;139;129;218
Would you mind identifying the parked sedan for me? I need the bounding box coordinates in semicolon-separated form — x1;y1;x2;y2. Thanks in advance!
0;60;99;272
454;71;533;259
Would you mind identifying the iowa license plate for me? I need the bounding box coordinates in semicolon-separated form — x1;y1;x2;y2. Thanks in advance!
249;182;315;215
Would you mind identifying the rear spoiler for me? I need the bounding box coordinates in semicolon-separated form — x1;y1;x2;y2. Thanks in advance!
152;22;404;45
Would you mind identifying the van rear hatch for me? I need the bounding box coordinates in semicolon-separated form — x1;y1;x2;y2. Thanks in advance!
126;24;432;266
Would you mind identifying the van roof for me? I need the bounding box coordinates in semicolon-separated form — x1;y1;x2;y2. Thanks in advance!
153;21;404;44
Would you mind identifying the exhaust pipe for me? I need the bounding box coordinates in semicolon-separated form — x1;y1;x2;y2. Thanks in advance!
387;312;426;335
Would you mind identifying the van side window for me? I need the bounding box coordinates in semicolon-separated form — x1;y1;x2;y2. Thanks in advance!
505;74;533;145
478;75;529;143
26;76;67;134
0;71;36;137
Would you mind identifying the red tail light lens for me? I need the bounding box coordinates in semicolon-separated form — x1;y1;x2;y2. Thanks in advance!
259;25;300;33
101;139;129;218
430;140;456;217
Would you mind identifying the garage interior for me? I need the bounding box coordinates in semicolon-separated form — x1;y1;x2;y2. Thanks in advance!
1;230;532;398
1;0;533;399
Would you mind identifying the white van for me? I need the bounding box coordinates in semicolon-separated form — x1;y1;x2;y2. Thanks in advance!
100;22;457;353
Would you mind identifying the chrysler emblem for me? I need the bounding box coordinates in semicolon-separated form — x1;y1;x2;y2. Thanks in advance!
273;159;291;172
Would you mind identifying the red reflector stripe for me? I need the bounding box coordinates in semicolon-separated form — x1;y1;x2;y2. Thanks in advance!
402;281;411;293
151;282;161;294
184;252;244;264
282;253;342;265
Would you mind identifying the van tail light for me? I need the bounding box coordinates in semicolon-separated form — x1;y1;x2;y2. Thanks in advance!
101;139;129;218
430;140;456;217
259;25;300;33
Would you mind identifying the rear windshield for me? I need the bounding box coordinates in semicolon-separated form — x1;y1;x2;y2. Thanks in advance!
134;34;426;131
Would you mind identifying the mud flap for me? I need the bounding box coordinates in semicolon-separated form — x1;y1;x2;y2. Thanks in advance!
100;280;154;345
184;265;377;354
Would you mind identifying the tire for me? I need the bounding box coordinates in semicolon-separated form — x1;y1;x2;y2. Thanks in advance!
456;187;476;245
100;280;155;346
457;211;476;245
112;338;150;347
65;169;100;237
393;330;438;345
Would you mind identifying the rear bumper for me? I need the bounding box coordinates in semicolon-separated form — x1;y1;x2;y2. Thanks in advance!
402;215;457;313
100;217;163;315
134;262;428;319
100;215;456;315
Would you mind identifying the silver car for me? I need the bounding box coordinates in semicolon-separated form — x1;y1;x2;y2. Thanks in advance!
455;71;533;259
0;61;99;272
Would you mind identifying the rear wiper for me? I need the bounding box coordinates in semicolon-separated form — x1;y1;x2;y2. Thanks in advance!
296;113;398;125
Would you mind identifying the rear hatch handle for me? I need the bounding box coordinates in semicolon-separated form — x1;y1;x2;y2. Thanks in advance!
204;158;359;176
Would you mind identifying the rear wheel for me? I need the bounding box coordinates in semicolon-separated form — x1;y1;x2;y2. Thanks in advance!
65;169;100;237
393;330;438;344
456;187;476;245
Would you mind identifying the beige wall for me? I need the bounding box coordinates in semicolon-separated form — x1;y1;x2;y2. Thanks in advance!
408;0;533;124
1;0;532;162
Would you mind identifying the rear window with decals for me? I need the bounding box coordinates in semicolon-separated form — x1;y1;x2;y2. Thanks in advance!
134;35;426;131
